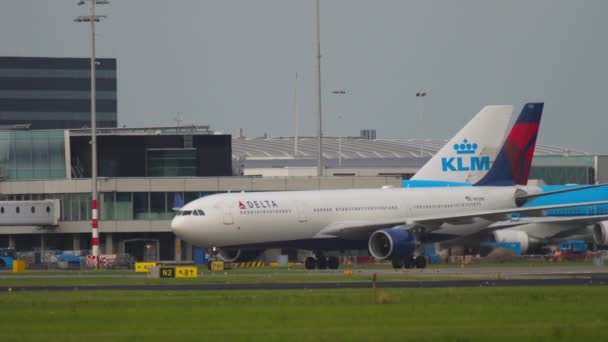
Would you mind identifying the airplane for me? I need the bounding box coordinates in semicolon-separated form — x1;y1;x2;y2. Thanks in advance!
171;102;608;269
488;186;608;253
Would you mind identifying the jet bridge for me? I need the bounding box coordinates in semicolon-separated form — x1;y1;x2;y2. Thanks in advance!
0;200;60;227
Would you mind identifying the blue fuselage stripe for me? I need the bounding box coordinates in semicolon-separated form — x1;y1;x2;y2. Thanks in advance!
402;181;608;216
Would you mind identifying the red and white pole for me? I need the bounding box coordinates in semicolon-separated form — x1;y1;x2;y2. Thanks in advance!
89;0;99;268
92;199;99;266
76;0;108;269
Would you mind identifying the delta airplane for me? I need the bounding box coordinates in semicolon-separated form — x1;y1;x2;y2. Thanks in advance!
171;102;608;269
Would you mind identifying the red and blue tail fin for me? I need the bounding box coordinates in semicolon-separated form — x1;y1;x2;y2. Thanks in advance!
474;102;544;186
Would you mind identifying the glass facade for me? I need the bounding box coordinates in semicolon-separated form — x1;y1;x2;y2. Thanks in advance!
133;192;149;220
0;191;213;221
530;166;594;185
146;149;196;177
0;130;66;180
0;191;215;222
530;156;595;185
0;57;117;129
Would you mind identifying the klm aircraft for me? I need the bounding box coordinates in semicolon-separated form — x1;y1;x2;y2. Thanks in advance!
489;185;608;252
403;103;608;252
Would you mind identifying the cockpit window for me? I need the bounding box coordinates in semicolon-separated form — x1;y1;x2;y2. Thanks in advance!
178;209;204;216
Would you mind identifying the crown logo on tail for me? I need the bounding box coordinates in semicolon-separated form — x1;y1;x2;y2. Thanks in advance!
453;139;478;155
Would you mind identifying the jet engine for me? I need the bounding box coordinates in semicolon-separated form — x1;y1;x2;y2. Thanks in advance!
593;222;608;246
217;248;242;262
492;230;530;254
368;228;416;260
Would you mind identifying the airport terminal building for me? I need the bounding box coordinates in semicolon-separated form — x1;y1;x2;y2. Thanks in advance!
233;135;607;185
0;127;605;262
2;56;605;263
0;56;117;129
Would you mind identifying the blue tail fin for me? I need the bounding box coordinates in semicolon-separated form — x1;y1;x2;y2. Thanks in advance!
172;192;184;210
474;102;544;186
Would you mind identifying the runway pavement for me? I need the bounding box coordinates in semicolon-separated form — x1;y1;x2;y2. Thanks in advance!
356;265;608;279
2;277;608;292
2;267;608;292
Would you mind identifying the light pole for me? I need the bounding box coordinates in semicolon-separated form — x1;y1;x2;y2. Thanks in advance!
294;73;299;157
332;90;346;167
416;91;428;157
337;114;343;167
75;0;109;267
315;0;323;177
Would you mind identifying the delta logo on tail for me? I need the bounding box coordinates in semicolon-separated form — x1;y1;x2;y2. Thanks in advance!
441;138;490;172
475;103;543;186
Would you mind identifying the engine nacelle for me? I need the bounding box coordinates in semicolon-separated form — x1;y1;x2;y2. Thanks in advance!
492;230;530;254
217;248;242;262
368;228;416;260
593;222;608;246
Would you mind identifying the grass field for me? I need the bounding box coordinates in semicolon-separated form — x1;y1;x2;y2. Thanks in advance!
1;287;607;341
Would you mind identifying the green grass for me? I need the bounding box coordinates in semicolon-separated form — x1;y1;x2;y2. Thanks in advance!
0;287;607;341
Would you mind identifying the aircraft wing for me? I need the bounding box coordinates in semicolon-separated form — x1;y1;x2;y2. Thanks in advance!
317;200;608;240
316;218;406;239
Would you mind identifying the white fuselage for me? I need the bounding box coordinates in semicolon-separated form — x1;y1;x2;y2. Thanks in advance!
171;186;531;249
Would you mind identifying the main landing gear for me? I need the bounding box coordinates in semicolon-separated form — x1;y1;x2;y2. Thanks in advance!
304;255;340;270
391;255;427;269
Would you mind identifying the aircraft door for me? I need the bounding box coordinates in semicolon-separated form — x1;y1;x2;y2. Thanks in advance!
222;202;234;225
296;201;307;222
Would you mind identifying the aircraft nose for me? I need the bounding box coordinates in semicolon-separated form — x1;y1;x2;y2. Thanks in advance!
170;216;182;234
171;213;200;238
170;209;213;246
171;216;192;242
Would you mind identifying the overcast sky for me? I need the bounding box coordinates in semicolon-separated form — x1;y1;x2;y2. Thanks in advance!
1;0;607;153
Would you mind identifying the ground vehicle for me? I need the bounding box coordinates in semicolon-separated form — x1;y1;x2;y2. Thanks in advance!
0;247;16;268
558;240;587;255
553;240;588;261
